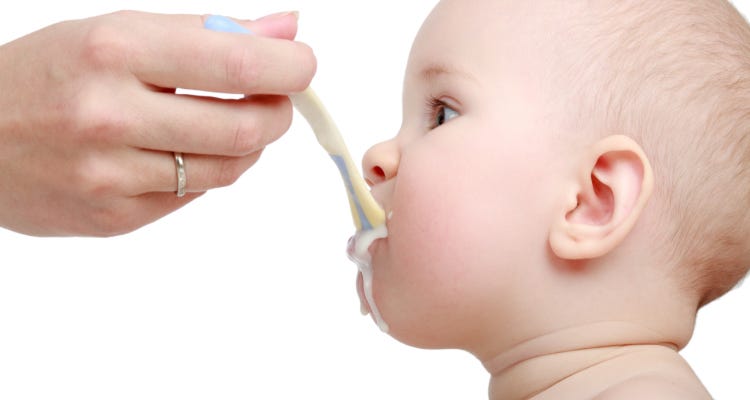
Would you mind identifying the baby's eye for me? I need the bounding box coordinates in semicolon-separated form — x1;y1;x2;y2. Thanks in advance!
435;104;458;127
428;98;459;129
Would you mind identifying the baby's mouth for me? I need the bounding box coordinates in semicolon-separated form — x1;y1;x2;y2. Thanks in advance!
346;209;391;262
347;229;384;316
347;232;379;307
346;213;391;332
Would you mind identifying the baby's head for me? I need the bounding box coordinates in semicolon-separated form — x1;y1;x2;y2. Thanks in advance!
361;0;750;361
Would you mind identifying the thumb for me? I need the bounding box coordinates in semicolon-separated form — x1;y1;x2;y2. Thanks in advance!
242;11;299;40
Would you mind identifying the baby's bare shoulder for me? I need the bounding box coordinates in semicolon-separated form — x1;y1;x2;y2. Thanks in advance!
593;374;712;400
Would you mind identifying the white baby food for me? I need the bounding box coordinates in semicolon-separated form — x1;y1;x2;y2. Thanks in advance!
347;225;389;332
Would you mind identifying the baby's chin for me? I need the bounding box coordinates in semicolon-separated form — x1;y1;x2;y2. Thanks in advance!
371;286;474;350
384;314;467;350
364;231;481;348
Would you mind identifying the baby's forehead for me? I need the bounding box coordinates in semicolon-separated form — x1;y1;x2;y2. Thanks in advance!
412;1;635;77
411;0;745;109
407;0;614;121
424;0;591;38
419;0;708;58
416;1;729;95
409;1;567;79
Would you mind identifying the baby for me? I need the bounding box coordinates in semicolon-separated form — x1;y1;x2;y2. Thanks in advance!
356;0;750;398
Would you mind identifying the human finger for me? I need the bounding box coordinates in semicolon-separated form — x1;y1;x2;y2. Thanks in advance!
97;191;204;236
233;12;298;40
121;149;264;195
204;12;299;40
113;12;316;94
128;92;292;157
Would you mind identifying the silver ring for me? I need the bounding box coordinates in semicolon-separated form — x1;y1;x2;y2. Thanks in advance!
174;152;186;197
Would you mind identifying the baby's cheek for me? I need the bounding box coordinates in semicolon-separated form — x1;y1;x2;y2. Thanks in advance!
373;198;478;347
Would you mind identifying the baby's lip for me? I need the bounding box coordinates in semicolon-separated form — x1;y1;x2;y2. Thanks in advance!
367;234;382;257
353;224;387;317
353;235;381;314
368;212;390;258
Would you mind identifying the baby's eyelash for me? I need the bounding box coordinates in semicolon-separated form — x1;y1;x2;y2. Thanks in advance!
424;96;446;129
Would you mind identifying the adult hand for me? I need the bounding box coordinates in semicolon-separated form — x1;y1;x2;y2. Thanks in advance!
0;10;316;236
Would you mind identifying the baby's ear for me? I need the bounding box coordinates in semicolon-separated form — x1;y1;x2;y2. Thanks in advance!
549;135;654;260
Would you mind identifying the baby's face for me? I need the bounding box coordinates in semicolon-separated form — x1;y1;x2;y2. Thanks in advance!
362;0;570;353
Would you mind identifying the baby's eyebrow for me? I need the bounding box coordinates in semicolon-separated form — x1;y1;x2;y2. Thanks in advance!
420;63;478;84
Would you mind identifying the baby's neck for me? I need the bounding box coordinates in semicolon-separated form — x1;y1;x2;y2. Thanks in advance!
482;322;709;399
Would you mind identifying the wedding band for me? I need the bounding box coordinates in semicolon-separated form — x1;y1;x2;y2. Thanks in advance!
174;152;186;197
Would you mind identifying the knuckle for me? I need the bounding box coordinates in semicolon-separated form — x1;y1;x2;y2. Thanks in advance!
79;18;129;69
66;87;130;143
74;159;119;200
228;118;262;155
225;46;262;91
72;162;135;237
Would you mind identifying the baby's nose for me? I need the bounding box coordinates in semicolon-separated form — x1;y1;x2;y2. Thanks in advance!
362;138;400;186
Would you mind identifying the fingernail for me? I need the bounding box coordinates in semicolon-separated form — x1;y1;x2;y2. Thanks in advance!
257;10;299;21
205;15;252;34
287;11;300;21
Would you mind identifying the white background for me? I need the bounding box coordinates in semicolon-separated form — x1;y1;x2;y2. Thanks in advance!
0;1;748;399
